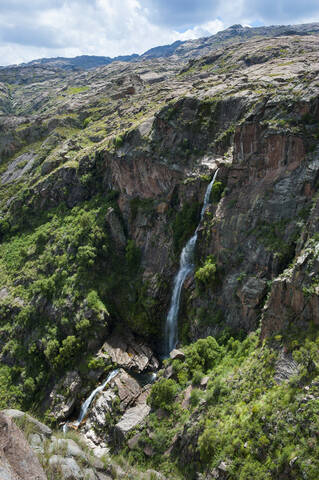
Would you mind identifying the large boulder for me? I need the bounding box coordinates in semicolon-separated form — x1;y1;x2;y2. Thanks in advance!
170;349;185;361
2;409;52;437
114;403;151;442
0;412;47;480
99;332;159;373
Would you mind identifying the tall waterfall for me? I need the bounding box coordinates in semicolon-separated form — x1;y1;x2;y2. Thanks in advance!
63;369;119;433
164;169;219;357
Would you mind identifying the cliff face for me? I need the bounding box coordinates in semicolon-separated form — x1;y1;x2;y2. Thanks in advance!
1;25;319;480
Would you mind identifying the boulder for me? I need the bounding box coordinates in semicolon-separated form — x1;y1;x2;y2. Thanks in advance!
170;349;185;361
49;455;83;479
2;409;52;437
128;433;142;449
49;437;87;461
114;404;151;440
0;412;47;480
113;369;142;409
88;389;116;427
274;350;299;384
200;376;210;388
99;332;159;373
163;365;174;379
145;470;167;480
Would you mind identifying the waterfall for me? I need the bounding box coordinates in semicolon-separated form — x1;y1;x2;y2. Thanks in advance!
63;369;119;432
164;169;219;357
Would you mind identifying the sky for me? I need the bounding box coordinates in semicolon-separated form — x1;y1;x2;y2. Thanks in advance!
1;0;319;66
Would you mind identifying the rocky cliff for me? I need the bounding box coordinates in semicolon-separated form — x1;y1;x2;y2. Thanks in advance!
1;23;319;480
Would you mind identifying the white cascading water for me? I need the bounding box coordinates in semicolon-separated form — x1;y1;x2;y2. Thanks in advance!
63;369;119;433
164;169;219;357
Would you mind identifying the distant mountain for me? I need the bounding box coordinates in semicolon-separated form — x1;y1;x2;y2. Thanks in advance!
22;53;139;70
1;22;319;72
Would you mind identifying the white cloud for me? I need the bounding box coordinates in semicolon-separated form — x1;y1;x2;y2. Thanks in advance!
178;20;225;40
1;0;207;64
1;0;319;66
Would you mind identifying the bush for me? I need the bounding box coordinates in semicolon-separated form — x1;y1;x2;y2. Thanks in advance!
56;335;81;368
189;388;201;407
148;379;179;411
86;290;107;314
186;336;221;373
76;244;96;268
210;181;224;203
195;256;217;286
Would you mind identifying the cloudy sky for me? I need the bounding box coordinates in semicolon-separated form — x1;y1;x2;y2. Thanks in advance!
1;0;319;65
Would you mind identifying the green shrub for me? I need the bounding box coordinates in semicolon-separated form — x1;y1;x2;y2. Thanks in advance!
76;244;96;268
86;290;107;314
210;181;224;203
148;379;179;411
114;134;124;147
195;256;217;286
189;388;201;407
56;335;81;368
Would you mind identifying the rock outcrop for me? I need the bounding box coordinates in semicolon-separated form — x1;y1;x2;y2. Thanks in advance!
0;412;47;480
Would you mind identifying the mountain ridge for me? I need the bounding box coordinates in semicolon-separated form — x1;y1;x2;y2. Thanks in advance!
2;21;319;72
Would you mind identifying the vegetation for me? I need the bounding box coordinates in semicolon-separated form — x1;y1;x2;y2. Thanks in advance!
0;193;154;410
195;255;217;287
124;330;319;479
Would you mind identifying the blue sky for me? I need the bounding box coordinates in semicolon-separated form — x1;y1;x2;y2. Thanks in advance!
1;0;319;65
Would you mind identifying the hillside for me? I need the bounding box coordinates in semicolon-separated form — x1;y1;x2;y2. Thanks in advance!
1;23;319;480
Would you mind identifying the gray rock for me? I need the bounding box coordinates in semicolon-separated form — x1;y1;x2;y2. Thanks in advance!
49;455;83;479
29;433;44;453
83;469;98;480
170;349;185;361
89;389;116;427
0;287;9;299
128;433;142;449
181;385;193;409
2;409;52;437
49;437;87;461
113;369;142;409
97;474;113;480
99;332;159;373
1;152;36;184
105;207;126;246
0;412;47;480
163;365;174;379
145;470;167;480
274;350;299;384
200;376;210;388
115;403;151;439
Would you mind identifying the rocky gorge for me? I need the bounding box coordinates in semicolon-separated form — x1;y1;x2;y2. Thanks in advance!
1;22;319;479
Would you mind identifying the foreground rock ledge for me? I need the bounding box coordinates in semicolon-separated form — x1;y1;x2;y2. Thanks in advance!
0;412;47;480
